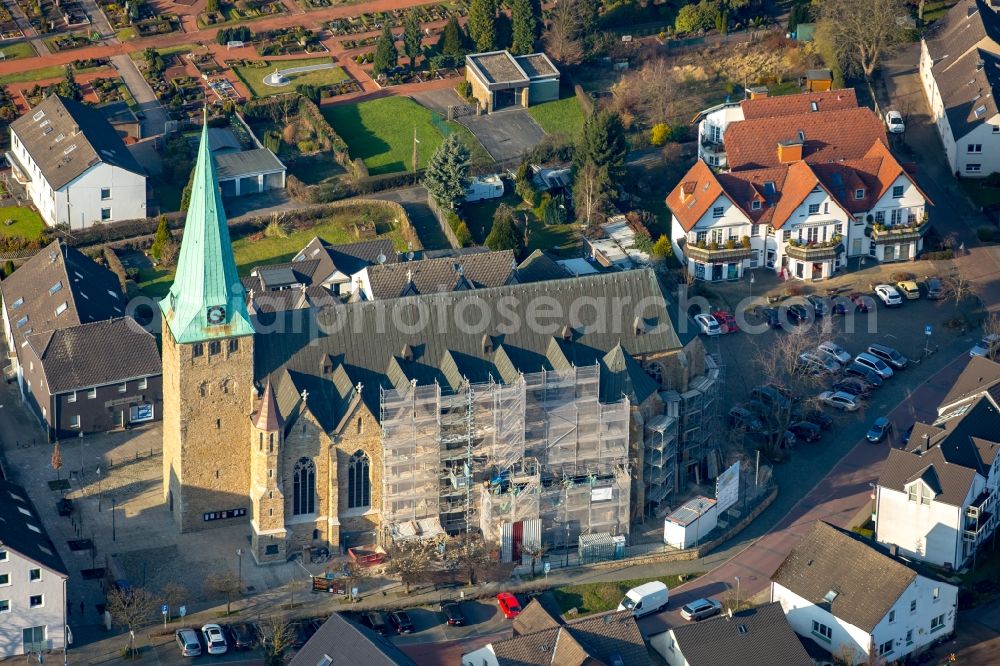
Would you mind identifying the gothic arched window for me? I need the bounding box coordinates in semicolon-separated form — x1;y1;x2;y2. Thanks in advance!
293;457;315;515
348;450;370;509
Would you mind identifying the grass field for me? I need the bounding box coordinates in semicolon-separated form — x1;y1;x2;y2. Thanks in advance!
0;64;66;84
233;57;349;98
138;203;408;297
0;206;45;239
527;96;586;139
959;179;1000;209
552;574;697;617
0;41;36;61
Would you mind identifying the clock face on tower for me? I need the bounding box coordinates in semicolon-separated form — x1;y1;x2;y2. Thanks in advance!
206;305;226;326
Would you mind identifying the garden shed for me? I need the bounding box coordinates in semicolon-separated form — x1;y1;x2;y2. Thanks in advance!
214;148;286;197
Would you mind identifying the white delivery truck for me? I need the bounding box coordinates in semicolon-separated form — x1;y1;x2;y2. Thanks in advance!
617;580;669;618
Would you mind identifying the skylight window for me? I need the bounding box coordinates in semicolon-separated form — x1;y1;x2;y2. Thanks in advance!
107;290;119;300
12;297;23;309
49;281;62;295
40;119;50;127
8;491;25;502
810;101;818;112
17;506;30;516
37;545;53;556
824;590;839;603
32;110;44;121
16;316;28;328
63;144;77;155
54;302;68;316
54;133;64;142
27;524;40;533
976;105;988;118
42;127;53;135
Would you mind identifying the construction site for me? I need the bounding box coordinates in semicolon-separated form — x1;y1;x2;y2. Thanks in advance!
378;352;724;558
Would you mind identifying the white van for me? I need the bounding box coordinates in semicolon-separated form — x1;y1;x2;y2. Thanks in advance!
617;580;669;618
464;175;504;202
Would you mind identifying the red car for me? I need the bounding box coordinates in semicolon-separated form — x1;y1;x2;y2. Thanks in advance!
497;592;522;619
712;310;739;333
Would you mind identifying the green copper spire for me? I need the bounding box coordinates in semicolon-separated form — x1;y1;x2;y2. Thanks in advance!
159;115;254;344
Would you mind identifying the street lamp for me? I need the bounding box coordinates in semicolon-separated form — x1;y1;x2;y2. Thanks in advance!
96;467;102;512
236;549;244;592
734;576;741;612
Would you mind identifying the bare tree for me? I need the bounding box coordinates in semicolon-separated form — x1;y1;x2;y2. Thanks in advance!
543;2;584;65
981;314;1000;360
285;577;309;610
205;572;240;615
572;161;609;231
385;540;434;594
342;558;374;600
51;441;62;480
445;532;504;585
106;585;158;657
522;542;549;577
259;614;293;666
817;0;907;81
611;58;679;127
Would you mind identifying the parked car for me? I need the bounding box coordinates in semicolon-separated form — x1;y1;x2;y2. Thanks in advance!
867;344;908;370
201;624;228;655
818;341;852;365
227;622;256;650
867;417;893;443
874;284;903;307
854;352;894;379
175;629;202;657
694;313;721;336
389;610;415;633
843;363;884;388
798;352;841;375
712;310;739;333
758;306;782;329
797;408;834;430
925;277;943;300
680;598;723;621
360;611;389;636
885;109;905;133
785;303;812;325
970;334;1000;358
441;601;466;626
789;421;822;442
833;377;873;398
750;385;793;412
818;390;860;411
806;295;829;317
497;593;522;619
617;581;669;618
728;406;764;431
896;280;920;300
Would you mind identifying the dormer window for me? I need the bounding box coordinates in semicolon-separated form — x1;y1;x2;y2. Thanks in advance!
855;188;865;199
751;200;762;211
906;481;933;506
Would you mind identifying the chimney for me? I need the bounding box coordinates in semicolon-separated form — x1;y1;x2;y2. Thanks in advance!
777;139;803;164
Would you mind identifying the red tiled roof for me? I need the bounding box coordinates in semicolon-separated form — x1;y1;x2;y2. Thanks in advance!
725;107;888;170
741;88;859;119
665;160;730;232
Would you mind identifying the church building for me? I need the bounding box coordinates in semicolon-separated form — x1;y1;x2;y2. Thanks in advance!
161;121;717;565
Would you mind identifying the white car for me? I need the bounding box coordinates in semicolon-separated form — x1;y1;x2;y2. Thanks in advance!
817;341;852;365
694;313;721;336
818;390;860;411
854;352;894;379
971;334;1000;358
874;284;902;307
201;624;228;655
798;352;840;375
885;110;905;134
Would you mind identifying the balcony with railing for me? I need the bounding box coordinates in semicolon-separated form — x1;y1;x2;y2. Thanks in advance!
963;510;992;543
871;217;930;244
967;489;993;519
680;237;754;263
785;235;845;261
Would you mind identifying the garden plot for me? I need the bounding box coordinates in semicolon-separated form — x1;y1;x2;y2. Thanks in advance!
232;57;355;98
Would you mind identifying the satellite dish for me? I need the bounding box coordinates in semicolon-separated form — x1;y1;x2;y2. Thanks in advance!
407;251;415;261
377;253;387;265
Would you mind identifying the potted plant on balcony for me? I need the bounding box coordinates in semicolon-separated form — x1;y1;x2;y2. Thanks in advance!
740;236;751;248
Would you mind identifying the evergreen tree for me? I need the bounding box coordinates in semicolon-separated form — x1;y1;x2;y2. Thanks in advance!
485;205;523;253
510;0;537;55
372;25;398;75
529;0;542;38
468;0;497;52
59;66;82;101
150;216;171;260
574;110;628;187
439;15;465;57
423;134;470;210
402;10;423;71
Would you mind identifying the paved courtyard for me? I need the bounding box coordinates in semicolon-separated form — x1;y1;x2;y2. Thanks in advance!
457;109;546;164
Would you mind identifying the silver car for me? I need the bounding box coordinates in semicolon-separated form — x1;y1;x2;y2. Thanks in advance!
680;598;723;621
854;352;894;379
175;629;202;657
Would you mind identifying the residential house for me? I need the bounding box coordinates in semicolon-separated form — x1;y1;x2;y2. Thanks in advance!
771;521;958;664
0;480;69;658
670;92;930;281
289;612;415;666
7;95;146;229
920;0;1000;177
462;599;652;666
0;240;160;438
875;356;1000;570
650;602;813;666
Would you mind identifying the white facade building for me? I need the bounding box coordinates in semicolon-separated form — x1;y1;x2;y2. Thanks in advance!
7;95;146;229
875;356;1000;570
920;0;1000;178
771;522;957;665
0;481;69;658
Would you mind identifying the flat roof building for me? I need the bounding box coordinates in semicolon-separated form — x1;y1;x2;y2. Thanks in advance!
465;50;560;113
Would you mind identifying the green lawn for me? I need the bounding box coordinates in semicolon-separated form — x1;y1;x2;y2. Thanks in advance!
0;206;45;239
0;41;36;61
232;57;349;98
464;191;580;256
959;179;1000;208
116;27;137;41
527;96;586;139
0;64;67;84
768;80;802;96
138;202;409;297
323;97;450;175
552;574;698;617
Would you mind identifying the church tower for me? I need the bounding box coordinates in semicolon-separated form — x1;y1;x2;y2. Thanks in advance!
249;380;288;564
160;117;256;532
